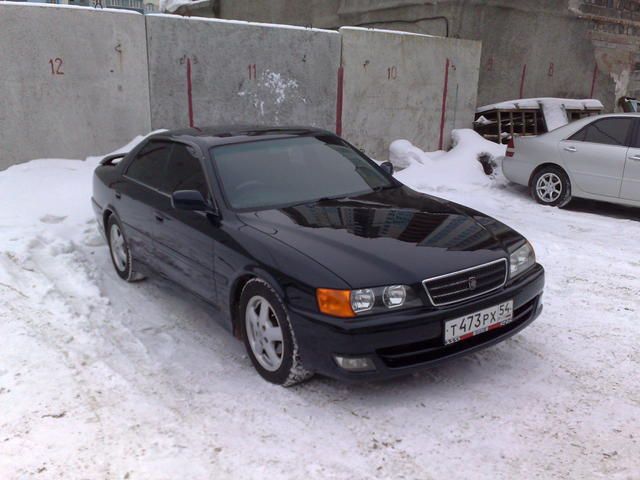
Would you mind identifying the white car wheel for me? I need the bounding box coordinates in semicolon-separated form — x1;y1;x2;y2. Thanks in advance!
535;172;563;203
531;167;571;207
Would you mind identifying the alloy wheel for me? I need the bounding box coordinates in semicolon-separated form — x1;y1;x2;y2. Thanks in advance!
245;295;285;372
109;224;127;272
536;172;562;203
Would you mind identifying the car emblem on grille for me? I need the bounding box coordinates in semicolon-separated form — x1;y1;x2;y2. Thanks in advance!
468;276;478;291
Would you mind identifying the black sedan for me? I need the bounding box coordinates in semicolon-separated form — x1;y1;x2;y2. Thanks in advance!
92;126;544;386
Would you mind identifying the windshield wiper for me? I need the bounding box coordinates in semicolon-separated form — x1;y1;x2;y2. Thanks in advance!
371;184;397;192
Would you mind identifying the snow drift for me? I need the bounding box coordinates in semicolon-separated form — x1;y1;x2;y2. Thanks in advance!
390;129;506;191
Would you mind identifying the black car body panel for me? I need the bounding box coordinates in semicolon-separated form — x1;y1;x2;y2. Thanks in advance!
290;265;544;381
92;126;545;381
238;186;522;288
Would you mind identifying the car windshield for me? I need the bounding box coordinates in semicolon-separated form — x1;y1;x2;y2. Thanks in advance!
210;135;394;210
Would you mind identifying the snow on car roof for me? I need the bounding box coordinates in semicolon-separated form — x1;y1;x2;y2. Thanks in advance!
477;98;604;114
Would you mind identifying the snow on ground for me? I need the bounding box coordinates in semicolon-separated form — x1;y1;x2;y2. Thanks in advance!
1;133;639;479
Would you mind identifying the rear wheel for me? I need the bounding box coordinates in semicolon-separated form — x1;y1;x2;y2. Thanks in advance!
240;278;313;386
531;166;571;207
107;215;144;282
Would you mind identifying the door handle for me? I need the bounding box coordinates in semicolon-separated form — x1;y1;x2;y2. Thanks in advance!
629;154;640;161
564;146;577;153
115;191;121;199
154;213;165;223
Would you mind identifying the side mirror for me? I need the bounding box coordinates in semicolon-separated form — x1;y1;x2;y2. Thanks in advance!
380;161;394;175
171;190;209;212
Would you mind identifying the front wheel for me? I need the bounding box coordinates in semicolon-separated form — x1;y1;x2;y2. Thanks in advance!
240;278;313;386
531;167;572;207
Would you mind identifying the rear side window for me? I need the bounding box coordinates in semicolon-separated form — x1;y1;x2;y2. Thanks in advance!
630;121;640;148
164;144;209;198
126;141;172;190
568;118;633;146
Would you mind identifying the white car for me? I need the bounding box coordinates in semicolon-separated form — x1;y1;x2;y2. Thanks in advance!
502;113;640;208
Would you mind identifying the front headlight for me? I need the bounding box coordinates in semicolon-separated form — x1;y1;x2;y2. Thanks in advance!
351;289;375;313
316;284;420;317
382;285;407;308
510;242;536;278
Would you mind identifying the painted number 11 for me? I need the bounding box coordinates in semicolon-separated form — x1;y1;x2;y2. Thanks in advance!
248;64;257;80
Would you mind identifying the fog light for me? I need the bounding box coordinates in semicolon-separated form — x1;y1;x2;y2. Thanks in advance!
333;355;376;372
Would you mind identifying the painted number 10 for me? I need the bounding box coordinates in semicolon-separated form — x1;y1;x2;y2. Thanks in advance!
49;58;64;75
387;66;397;80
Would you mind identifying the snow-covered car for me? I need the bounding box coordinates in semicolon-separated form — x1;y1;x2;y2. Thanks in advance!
503;113;640;207
92;126;545;386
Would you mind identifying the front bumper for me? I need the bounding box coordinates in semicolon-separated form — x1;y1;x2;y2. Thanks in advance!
289;264;545;382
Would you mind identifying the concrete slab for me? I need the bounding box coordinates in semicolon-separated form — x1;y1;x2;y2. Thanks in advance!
146;15;341;131
0;3;151;169
339;27;482;160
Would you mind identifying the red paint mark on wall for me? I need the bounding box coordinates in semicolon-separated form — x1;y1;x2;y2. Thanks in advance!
186;57;194;128
336;66;344;136
590;63;598;98
519;64;527;99
438;58;450;151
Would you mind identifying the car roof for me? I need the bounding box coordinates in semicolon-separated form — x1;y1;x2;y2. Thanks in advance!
150;125;335;148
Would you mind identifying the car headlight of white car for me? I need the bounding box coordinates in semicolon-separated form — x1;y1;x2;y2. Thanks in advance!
510;242;536;278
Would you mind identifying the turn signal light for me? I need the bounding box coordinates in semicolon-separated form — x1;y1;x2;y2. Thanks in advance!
316;289;356;318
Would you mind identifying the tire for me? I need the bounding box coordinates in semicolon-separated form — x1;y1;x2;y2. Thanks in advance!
106;215;144;282
239;278;313;386
531;166;572;207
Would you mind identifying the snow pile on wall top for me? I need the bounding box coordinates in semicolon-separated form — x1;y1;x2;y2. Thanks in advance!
147;13;339;34
339;26;438;39
391;129;506;191
0;1;141;15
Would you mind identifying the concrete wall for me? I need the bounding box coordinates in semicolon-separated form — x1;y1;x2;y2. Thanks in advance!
0;4;151;169
145;15;341;131
216;0;640;112
0;4;483;170
340;27;481;159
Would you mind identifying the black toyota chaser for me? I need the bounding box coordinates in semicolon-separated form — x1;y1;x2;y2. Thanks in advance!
92;126;544;386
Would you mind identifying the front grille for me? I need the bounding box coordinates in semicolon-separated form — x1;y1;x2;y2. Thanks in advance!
377;296;539;369
422;259;508;306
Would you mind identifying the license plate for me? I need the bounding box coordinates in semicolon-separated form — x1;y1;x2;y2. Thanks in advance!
444;300;513;345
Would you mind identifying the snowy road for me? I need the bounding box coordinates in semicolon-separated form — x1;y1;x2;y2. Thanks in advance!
1;149;639;479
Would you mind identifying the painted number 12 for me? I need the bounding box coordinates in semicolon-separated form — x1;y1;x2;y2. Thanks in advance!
49;58;64;75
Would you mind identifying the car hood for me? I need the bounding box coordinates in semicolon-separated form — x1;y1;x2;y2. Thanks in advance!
238;186;524;288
